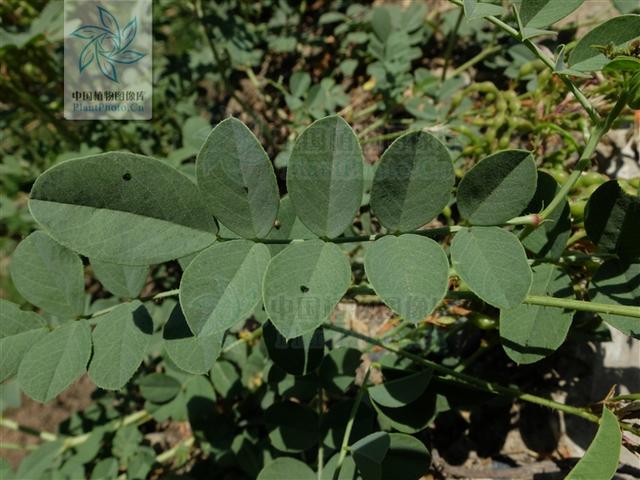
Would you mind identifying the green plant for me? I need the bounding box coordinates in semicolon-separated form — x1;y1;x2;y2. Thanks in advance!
2;1;639;479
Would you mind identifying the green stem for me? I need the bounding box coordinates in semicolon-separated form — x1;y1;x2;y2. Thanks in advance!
323;323;599;423
333;367;372;480
360;129;416;145
0;417;57;442
155;436;195;463
450;44;501;78
524;295;640;318
441;8;464;82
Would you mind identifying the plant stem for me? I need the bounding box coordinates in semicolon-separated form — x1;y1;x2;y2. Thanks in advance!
155;436;195;463
441;8;464;82
524;295;640;318
350;288;640;320
450;44;501;78
323;323;599;422
0;417;57;442
333;367;372;480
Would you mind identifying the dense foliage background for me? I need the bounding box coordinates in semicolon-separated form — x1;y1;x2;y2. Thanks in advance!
1;1;639;479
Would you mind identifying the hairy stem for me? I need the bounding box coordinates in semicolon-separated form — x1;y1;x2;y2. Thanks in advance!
450;44;501;78
441;8;464;82
333;367;371;480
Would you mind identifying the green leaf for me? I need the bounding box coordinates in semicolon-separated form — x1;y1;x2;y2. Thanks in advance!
0;300;47;382
371;7;392;42
370;382;437;434
15;440;64;479
457;150;537;225
29;152;217;265
603;56;640;74
196;117;280;238
351;432;390;480
179;240;270;336
370;131;454;231
88;301;154;390
322;398;376;450
91;260;148;298
585;180;640;260
463;0;504;20
163;304;224;374
91;457;119;480
319;346;362;393
10;231;85;318
521;172;571;260
500;264;574;364
17;321;92;402
590;260;640;338
568;15;640;72
322;455;360;480
287;116;364;238
112;425;143;465
257;458;315;480
210;360;241;397
566;408;621;480
451;227;532;309
364;235;449;322
519;0;584;29
368;369;432;408
138;373;181;403
266;196;316;255
263;320;325;376
265;400;319;452
263;240;351;339
380;433;430;479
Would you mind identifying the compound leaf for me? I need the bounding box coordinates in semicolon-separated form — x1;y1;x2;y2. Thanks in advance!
457;150;537;225
17;321;92;402
88;301;154;390
163;304;224;374
500;264;574;364
196;117;279;238
180;240;270;336
263;240;351;339
585;180;640;260
29;152;217;265
589;260;640;338
451;227;532;309
287;116;364;238
364;235;449;323
566;408;621;480
0;300;47;382
370;131;454;231
10;231;85;318
257;458;315;480
91;260;148;299
568;15;640;72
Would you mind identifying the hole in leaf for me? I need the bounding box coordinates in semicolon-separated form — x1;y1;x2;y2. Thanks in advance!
243;186;249;193
274;220;281;230
122;173;132;181
300;285;309;293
